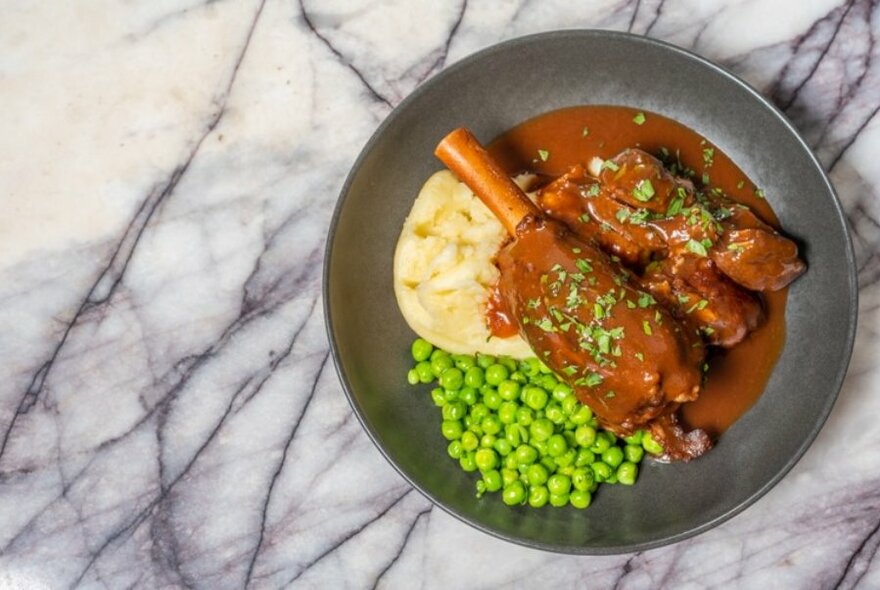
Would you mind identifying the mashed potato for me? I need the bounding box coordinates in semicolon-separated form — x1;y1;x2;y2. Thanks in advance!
393;170;534;359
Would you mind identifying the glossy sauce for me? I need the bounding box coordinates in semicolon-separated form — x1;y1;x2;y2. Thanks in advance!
486;105;789;437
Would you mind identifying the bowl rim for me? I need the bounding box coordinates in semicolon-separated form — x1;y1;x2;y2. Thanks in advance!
322;28;859;554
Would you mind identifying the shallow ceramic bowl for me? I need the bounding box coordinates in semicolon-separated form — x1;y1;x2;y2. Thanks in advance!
324;30;857;553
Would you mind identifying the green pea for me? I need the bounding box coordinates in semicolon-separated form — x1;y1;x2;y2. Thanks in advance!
498;401;518;425
642;432;664;455
541;456;557;473
549;493;569;507
515;444;538;465
504;454;518;470
439;367;463;391
591;461;612;482
502;481;526;506
494;437;512;456
556;449;576;468
431;355;454;377
523;386;548;411
547;474;572;495
441;420;463;440
470;403;489;423
516;407;535;426
552;382;573;401
430;349;449;362
561;396;578;416
475;448;499;472
481;416;502;436
464;366;485;388
528;485;549;508
625;444;644;463
532;440;547;456
461;431;479;451
526;463;549;486
575;448;596;467
415;361;434;384
476;354;496;369
407;369;419;385
606;473;619;485
441;401;464;421
545;403;565;424
539;375;558;391
459;451;477;472
570;405;593;425
483;389;502;410
498;380;521;401
571;468;593;491
485;364;509;386
602;446;624;468
624;430;644;445
505;423;524;447
499;356;517;373
430;388;446;407
453;354;476;371
547;434;568;457
569;490;592;509
459;388;477;405
483;469;502;492
617;462;638;486
529;418;554;442
480;434;496;448
411;339;434;362
589;433;612;454
447;440;463;459
510;371;528;384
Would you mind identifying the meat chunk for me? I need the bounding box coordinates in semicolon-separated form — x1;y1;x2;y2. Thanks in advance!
537;164;666;266
642;256;763;348
497;216;706;435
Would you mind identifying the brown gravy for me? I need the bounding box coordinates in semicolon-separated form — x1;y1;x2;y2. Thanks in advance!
486;105;788;437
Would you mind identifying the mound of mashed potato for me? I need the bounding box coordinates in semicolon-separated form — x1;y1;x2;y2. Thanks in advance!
393;170;533;359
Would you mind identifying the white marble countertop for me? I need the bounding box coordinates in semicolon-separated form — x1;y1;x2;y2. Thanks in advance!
1;1;879;588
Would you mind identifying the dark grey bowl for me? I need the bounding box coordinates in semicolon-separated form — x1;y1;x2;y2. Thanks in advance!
324;30;857;553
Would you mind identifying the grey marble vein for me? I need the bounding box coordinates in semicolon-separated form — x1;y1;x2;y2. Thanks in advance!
0;0;879;588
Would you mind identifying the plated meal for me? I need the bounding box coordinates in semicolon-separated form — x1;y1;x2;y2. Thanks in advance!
393;106;806;509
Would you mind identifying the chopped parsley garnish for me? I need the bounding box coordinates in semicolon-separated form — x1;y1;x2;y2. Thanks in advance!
578;372;604;387
686;239;708;257
737;180;745;189
637;292;655;308
535;318;556;332
605;391;616;399
601;160;620;172
727;243;746;253
635;351;645;362
642;320;653;335
615;208;630;222
538;149;550;161
629;209;651;225
562;365;579;376
576;259;593;273
702;147;715;167
702;172;710;185
755;188;766;199
632;112;646;125
593;303;605;320
666;189;686;217
632;179;655;202
572;247;582;254
579;213;591;223
586;184;600;197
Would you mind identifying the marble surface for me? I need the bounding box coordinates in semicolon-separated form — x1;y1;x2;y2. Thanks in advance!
1;0;878;588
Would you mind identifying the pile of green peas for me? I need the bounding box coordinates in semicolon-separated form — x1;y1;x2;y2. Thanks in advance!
407;338;664;509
